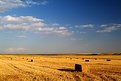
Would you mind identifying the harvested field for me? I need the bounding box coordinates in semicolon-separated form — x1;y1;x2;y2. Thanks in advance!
0;54;121;81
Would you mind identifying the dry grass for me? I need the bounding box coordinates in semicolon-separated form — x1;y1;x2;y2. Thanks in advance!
0;54;121;81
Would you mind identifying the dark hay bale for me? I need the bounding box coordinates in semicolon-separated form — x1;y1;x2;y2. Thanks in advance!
82;58;84;60
27;58;28;60
106;59;111;61
95;58;97;60
75;64;82;72
30;59;33;62
85;60;89;62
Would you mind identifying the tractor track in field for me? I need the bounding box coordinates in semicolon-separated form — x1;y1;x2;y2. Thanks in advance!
92;72;117;81
0;59;79;81
0;59;57;81
0;60;34;76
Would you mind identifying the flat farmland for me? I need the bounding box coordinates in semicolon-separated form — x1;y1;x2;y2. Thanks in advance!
0;54;121;81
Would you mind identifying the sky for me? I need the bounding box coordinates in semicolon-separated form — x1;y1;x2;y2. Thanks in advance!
0;0;121;54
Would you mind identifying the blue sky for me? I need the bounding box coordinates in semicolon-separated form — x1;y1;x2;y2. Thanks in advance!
0;0;121;54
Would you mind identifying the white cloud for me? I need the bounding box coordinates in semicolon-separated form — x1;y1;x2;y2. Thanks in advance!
0;0;24;12
0;0;47;12
3;48;29;52
100;24;108;27
0;15;43;23
59;27;66;30
0;15;71;36
0;15;44;31
76;24;95;28
25;0;48;6
40;27;71;36
97;24;121;32
40;0;48;5
52;23;60;26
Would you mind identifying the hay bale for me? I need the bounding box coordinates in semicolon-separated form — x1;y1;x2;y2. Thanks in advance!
82;58;84;60
75;64;82;72
106;59;111;61
30;59;33;62
85;60;89;62
95;58;97;60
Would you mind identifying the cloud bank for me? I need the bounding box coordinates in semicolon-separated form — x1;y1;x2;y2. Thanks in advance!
3;48;29;53
97;24;121;32
0;0;47;12
75;24;95;28
0;15;71;36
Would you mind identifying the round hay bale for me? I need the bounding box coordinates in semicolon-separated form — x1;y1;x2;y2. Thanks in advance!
30;59;33;62
95;58;97;60
85;60;89;62
106;59;111;61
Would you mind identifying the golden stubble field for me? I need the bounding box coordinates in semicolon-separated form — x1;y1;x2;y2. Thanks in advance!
0;54;121;81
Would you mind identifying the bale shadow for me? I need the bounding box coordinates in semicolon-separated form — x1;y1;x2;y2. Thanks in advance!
57;68;75;72
58;68;75;72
